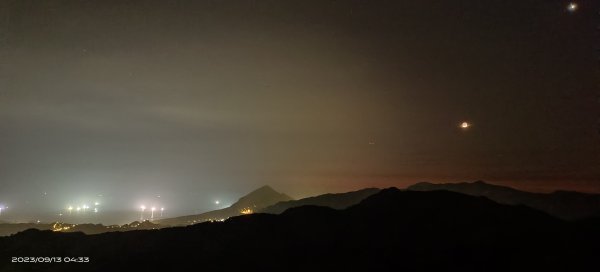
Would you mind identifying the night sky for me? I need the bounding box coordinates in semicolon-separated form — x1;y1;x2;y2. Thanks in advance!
0;0;598;222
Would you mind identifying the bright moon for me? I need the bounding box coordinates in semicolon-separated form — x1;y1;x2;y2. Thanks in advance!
460;122;471;129
567;2;578;12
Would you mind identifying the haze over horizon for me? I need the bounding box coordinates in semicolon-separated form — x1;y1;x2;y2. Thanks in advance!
0;0;599;223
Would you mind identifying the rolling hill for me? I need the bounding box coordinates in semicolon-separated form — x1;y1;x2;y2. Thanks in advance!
154;185;292;226
1;188;597;271
407;180;600;220
260;187;380;214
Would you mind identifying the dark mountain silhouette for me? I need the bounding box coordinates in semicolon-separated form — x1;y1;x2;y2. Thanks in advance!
60;220;160;234
0;223;54;237
260;187;380;214
0;220;161;236
0;186;289;236
155;185;292;226
408;180;600;220
1;188;598;272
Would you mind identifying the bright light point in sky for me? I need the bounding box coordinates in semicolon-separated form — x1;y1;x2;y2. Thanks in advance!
215;200;220;205
94;202;99;206
567;2;578;12
460;122;471;129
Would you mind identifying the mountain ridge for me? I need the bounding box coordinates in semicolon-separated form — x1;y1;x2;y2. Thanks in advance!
260;187;380;214
407;180;600;220
154;185;292;226
2;187;597;271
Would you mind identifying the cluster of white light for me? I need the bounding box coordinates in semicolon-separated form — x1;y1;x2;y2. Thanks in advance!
190;218;227;224
66;201;101;215
139;205;165;221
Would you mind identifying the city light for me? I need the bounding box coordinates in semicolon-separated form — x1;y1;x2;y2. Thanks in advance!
240;207;253;215
151;207;156;220
52;222;73;232
160;207;164;217
66;200;103;216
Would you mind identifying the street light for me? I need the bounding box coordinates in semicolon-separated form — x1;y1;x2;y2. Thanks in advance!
140;205;146;221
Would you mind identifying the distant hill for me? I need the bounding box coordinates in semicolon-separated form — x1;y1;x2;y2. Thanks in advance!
0;220;161;236
407;180;600;220
1;188;597;271
155;185;292;226
0;186;290;235
260;188;380;214
0;223;54;237
59;220;160;234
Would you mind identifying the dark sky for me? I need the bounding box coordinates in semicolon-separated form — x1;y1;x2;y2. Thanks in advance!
0;0;599;221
